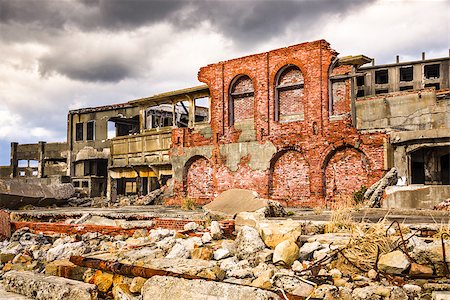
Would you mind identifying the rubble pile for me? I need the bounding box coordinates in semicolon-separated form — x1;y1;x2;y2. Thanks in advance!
0;196;449;300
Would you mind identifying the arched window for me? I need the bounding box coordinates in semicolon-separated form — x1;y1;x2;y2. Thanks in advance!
275;65;304;122
229;75;254;125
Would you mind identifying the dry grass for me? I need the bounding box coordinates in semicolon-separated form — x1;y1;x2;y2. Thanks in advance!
325;208;355;233
434;221;450;240
181;198;196;210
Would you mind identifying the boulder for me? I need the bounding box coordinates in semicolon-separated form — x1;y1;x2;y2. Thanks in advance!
258;220;303;249
142;276;281;300
235;226;266;260
210;221;223;240
377;250;410;274
273;240;299;267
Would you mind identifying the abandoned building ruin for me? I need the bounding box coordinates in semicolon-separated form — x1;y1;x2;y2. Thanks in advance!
1;39;449;209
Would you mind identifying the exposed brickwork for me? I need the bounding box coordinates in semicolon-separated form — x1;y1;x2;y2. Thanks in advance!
233;96;254;122
270;150;310;202
185;156;214;199
170;40;386;208
277;66;304;118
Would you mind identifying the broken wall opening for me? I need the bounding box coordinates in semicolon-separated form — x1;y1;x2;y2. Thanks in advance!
410;146;450;185
194;97;210;124
108;116;140;138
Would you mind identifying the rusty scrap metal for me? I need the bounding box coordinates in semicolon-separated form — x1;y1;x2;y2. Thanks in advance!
385;220;416;263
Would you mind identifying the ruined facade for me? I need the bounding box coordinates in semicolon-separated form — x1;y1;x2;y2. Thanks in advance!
1;40;449;208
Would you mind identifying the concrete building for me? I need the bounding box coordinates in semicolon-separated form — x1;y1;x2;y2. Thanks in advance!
1;39;449;208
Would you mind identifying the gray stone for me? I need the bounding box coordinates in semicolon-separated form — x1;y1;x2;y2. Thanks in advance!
235;226;266;260
166;243;190;259
46;241;87;262
0;284;34;300
377;250;410;274
210;221;223;240
3;271;97;300
142;275;281;300
183;222;199;231
201;232;212;244
213;248;231;260
298;241;322;261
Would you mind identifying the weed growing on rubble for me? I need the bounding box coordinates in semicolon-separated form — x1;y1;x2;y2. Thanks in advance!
182;198;196;210
352;185;367;204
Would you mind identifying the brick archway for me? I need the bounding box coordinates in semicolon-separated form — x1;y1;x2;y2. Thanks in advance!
323;147;370;206
269;150;310;202
183;156;214;199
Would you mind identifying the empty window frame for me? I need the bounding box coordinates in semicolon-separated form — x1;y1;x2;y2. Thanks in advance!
356;76;365;86
194;97;210;124
375;70;389;84
146;105;174;129
275;65;305;121
75;123;84;141
399;66;413;82
229;75;254;125
86;121;95;141
424;83;440;90
375;89;389;95
399;86;414;91
356;90;365;97
424;64;440;79
175;101;190;128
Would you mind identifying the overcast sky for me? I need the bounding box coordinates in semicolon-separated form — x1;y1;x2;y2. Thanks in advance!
0;0;449;165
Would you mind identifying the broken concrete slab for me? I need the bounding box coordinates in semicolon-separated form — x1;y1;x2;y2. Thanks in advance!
0;285;33;300
142;275;281;300
203;189;285;218
3;270;97;300
0;179;74;209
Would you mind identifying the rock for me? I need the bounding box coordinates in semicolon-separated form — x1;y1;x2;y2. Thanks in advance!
389;287;408;300
140;258;221;279
409;263;433;276
273;240;299;267
113;274;133;287
46;241;87;262
352;286;380;300
113;284;138;300
166;242;189;259
4;270;97;300
291;260;304;272
377;250;410;274
129;277;147;293
313;284;338;299
251;269;274;289
255;249;273;264
183;222;199;231
306;233;351;247
258;220;303;249
260;200;287;217
45;259;87;281
291;281;315;298
210;221;223;239
201;232;212;244
298;241;322;261
403;284;421;295
150;229;173;242
235;226;266;260
155;236;176;253
142;275;281;300
220;240;237;256
235;211;265;230
365;167;398;208
432;291;450;300
93;270;114;292
367;269;378;280
412;241;450;276
213;248;231;260
191;247;214;260
0;253;16;264
329;268;342;279
203;189;262;219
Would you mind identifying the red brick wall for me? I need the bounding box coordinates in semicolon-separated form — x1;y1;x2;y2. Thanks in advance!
231;75;254;122
185;156;214;198
277;66;304;117
270;150;310;202
324;147;370;205
169;40;386;208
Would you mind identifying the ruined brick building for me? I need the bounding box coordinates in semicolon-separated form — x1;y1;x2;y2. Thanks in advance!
1;40;449;208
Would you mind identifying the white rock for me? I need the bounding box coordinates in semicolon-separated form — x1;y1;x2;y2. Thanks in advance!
214;248;231;260
377;250;411;274
183;222;199;231
46;241;86;262
235;226;266;260
291;260;304;272
201;232;212;244
403;284;421;295
166;243;189;259
298;242;322;261
150;229;173;242
210;221;223;240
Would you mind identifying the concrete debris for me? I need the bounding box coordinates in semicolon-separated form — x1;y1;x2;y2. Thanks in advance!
203;189;286;219
142;275;281;300
3;271;97;300
365;167;398;208
0;204;449;300
434;198;450;211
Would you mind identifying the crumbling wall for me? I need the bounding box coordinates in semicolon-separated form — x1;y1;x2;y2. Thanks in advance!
169;40;386;207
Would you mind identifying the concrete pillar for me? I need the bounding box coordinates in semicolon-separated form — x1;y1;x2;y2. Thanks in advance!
136;176;142;197
38;141;46;178
10;142;18;178
110;178;117;203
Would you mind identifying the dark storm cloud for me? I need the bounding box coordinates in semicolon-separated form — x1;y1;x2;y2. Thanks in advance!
0;0;376;82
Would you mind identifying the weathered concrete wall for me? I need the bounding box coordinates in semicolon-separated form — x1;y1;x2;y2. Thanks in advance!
384;185;450;209
170;40;386;207
356;89;450;131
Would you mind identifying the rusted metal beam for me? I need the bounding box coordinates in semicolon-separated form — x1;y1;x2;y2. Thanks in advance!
70;256;302;299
